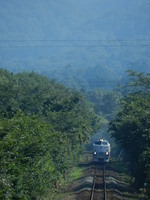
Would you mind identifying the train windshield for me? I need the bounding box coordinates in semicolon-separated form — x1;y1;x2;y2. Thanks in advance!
102;141;108;145
95;141;101;145
94;141;108;145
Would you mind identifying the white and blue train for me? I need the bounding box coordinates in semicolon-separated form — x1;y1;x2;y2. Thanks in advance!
93;139;110;162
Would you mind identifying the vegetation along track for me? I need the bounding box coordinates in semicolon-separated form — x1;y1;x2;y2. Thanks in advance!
57;154;140;200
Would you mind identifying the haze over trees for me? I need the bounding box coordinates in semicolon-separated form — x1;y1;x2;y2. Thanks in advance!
0;0;150;198
0;0;150;89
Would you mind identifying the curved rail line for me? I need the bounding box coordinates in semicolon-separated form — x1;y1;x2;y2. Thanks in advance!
90;164;106;200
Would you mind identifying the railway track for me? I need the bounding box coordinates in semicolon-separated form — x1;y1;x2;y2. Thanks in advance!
58;153;140;200
90;164;107;200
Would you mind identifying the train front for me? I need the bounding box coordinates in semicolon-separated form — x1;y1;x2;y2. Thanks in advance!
93;139;110;162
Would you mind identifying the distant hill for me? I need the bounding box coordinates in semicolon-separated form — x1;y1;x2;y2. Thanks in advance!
0;0;150;89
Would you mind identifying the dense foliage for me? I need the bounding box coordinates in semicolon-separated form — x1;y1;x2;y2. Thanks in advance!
109;71;150;197
0;69;99;199
86;88;122;120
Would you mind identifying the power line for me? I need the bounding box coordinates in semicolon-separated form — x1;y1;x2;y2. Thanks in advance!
0;39;150;47
0;45;150;48
0;39;150;42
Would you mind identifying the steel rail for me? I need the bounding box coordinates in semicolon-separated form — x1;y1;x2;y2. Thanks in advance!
103;164;107;200
90;165;97;200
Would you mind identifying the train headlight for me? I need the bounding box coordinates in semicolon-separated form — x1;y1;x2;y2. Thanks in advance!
106;151;109;155
94;152;97;155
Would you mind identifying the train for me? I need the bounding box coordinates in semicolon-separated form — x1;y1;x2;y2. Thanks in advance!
93;139;110;162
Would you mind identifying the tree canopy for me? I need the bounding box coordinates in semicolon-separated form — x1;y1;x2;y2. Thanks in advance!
109;70;150;197
0;69;99;199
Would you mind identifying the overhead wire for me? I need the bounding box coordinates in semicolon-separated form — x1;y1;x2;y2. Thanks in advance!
0;39;150;47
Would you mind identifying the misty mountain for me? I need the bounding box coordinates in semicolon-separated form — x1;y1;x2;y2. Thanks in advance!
0;0;150;89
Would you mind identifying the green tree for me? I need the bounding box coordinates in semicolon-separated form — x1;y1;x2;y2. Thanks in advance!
109;71;150;196
0;69;99;198
0;112;56;199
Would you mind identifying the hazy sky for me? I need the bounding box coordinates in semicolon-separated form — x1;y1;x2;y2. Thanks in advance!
0;0;150;40
0;0;150;72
